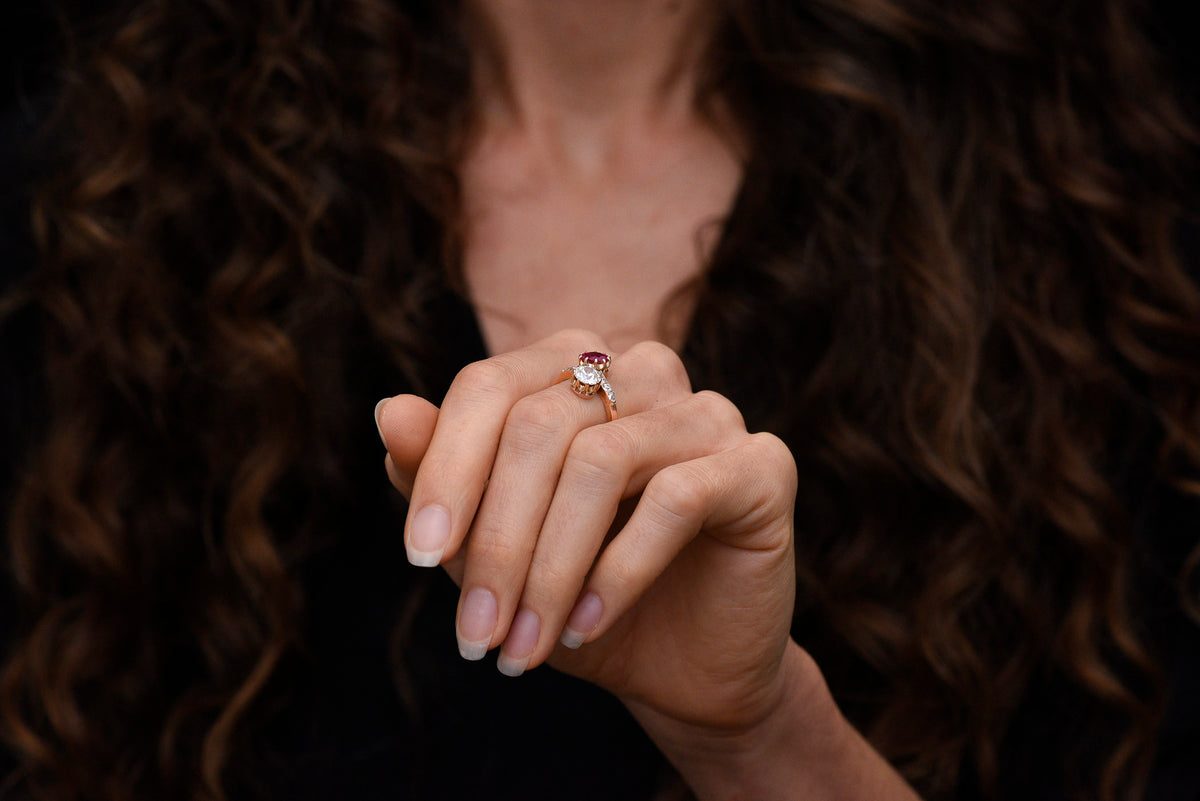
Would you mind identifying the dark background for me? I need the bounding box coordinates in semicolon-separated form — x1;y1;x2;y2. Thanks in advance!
2;0;1198;116
1;1;113;111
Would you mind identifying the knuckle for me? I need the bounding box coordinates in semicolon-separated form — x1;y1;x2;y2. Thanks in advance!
554;328;605;351
748;432;799;496
466;530;529;571
645;463;711;524
625;340;691;390
455;358;518;399
565;425;634;483
525;558;576;604
606;548;642;595
693;390;746;432
505;392;575;446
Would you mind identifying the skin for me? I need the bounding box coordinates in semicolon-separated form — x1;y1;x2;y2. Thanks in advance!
459;0;741;355
378;2;924;798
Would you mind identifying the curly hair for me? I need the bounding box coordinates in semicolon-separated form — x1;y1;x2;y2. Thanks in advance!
2;0;1197;799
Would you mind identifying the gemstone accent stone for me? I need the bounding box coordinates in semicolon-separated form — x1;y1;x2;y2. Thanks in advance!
580;352;610;367
573;364;602;385
600;378;616;403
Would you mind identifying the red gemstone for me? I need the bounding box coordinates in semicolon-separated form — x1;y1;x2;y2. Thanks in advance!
580;351;609;364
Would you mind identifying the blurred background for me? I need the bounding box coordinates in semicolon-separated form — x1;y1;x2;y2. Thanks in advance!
3;0;1198;120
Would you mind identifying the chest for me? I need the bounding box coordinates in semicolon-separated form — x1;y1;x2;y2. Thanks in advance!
459;131;742;355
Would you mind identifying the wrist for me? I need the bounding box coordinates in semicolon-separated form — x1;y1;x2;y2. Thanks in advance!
626;641;839;800
625;641;920;801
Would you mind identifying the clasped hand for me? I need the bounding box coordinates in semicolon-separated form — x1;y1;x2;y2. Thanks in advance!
376;329;800;735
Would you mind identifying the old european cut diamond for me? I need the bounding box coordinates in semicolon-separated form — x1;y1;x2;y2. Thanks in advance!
573;365;603;385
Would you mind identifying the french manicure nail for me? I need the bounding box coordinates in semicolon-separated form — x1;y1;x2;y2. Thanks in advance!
457;587;498;661
407;505;450;567
497;609;541;678
560;592;603;649
374;398;389;446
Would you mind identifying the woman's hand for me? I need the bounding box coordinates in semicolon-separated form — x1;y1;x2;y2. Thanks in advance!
376;328;798;731
377;329;922;800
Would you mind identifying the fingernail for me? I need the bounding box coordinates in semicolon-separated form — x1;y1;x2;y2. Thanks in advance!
374;398;389;446
407;505;450;567
497;609;540;677
457;587;497;661
561;592;603;649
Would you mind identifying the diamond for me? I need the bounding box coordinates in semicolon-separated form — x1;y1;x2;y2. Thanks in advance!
573;365;602;385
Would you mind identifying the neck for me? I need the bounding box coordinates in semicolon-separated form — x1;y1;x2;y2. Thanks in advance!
464;0;723;169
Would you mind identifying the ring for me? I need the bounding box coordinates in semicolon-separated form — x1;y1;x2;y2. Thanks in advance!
553;351;618;421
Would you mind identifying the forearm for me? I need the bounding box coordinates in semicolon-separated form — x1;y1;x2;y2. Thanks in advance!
626;641;923;801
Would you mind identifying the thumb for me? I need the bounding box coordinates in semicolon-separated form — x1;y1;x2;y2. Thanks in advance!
376;394;439;500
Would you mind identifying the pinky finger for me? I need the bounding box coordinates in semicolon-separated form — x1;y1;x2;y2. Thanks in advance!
560;433;797;649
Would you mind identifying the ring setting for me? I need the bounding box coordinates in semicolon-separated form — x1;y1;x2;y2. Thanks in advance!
554;351;617;421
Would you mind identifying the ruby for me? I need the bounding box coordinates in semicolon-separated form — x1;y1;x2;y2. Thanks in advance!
580;351;609;364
